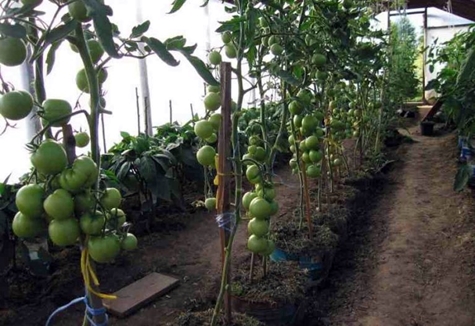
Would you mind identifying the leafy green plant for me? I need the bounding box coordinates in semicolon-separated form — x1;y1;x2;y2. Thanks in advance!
387;17;421;106
104;132;183;212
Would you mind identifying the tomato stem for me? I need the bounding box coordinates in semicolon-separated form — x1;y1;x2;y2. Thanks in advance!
74;24;106;326
74;25;101;165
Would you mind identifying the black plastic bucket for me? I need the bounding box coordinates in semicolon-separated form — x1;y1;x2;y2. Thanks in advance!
420;121;435;136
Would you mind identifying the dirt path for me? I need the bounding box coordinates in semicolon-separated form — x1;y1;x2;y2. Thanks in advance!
319;127;475;326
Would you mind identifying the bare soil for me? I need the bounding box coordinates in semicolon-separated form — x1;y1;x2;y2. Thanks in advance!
311;126;475;326
4;125;475;326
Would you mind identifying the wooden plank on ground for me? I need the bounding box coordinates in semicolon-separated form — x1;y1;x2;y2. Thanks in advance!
421;99;444;121
103;272;179;318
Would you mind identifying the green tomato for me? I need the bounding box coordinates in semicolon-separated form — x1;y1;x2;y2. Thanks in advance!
100;188;122;210
44;189;74;220
121;233;138;251
48;218;80;246
87;234;121;263
80;211;106;235
15;184;44;218
31;140;68;176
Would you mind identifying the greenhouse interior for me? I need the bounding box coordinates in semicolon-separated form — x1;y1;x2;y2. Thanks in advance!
1;0;475;325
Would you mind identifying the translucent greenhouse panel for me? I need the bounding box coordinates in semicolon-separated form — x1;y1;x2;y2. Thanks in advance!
425;26;470;89
0;0;260;182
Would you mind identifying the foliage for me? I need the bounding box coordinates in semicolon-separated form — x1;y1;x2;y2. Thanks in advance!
427;27;475;134
387;17;421;105
103;124;203;213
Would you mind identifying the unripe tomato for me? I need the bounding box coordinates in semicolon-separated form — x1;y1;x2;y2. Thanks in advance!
0;37;26;67
221;31;232;44
87;39;104;64
74;191;96;214
204;92;221;112
247;234;267;254
245;165;261;184
194;120;214;139
242;191;257;210
44;189;74;220
15;184;44;218
208;51;222;65
59;156;98;193
224;44;237;59
208;113;222;131
68;1;91;22
88;234;121;263
205;197;216;211
100;188;122;210
121;233;138;251
80;211;106;235
247;218;269;237
42;99;72;127
196;145;216;166
0;91;33;120
262;239;276;256
249;197;271;220
20;0;43;7
31;140;68;176
75;132;90;148
108;208;126;227
12;212;45;238
48;218;80;246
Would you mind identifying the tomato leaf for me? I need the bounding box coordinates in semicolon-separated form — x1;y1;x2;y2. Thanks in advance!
165;36;186;51
177;51;219;86
216;18;244;33
142;36;179;66
83;0;121;58
120;131;132;139
0;23;27;39
44;20;77;46
152;173;171;202
168;0;187;14
130;21;150;39
273;69;300;86
45;41;62;75
117;161;131;180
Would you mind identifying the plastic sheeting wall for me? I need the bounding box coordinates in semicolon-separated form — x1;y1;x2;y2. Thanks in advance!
0;0;238;181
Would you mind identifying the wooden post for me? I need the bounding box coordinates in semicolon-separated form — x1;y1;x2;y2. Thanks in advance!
169;100;173;124
217;62;232;324
422;6;428;103
135;87;141;134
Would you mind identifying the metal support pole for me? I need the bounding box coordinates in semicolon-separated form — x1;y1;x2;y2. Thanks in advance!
136;0;153;135
20;46;41;142
422;6;428;103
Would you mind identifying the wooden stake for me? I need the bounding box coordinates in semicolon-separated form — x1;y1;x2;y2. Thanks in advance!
217;62;232;325
169;100;173;124
190;103;195;124
135;87;141;134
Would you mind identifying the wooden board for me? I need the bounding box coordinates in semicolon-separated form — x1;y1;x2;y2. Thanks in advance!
103;272;179;318
421;100;444;122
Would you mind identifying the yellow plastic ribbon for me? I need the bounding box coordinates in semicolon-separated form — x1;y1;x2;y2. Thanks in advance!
213;154;220;186
80;247;117;300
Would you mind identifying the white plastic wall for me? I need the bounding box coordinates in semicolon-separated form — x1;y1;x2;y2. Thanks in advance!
0;0;238;182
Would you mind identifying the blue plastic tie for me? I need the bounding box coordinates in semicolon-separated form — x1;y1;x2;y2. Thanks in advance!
216;212;236;232
45;293;109;326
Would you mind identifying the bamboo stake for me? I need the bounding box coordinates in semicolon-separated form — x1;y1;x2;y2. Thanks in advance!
217;62;233;325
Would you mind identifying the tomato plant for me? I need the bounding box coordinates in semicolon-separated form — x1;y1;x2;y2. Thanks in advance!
0;0;219;324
